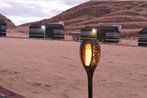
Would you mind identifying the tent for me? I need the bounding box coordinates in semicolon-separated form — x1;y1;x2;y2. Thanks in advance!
29;24;45;38
46;24;64;39
138;28;147;46
81;26;103;40
80;26;120;43
29;24;64;39
98;26;120;43
0;20;7;37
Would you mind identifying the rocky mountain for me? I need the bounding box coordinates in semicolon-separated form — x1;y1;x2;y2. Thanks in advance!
17;1;147;38
0;13;16;29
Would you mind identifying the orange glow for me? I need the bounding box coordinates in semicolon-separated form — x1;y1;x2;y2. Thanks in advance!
83;42;92;66
81;40;101;67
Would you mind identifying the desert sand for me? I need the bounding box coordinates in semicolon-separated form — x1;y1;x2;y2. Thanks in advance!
0;36;147;98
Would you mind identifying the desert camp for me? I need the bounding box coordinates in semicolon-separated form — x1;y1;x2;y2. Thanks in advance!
0;1;147;98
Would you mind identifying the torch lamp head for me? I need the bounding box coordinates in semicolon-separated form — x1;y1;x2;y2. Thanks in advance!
80;39;101;73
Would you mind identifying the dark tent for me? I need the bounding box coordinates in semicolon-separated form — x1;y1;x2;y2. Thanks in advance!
81;26;103;40
29;24;45;38
29;24;64;39
0;20;7;37
98;26;120;43
46;24;64;39
80;26;120;43
138;28;147;46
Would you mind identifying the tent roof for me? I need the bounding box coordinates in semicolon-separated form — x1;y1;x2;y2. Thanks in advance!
99;26;119;32
29;24;44;28
46;24;64;29
29;24;64;29
81;26;119;32
139;28;147;34
0;20;6;25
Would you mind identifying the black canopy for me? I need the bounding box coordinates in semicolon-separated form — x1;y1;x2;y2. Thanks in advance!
139;28;147;34
81;26;119;32
46;24;64;30
0;20;6;25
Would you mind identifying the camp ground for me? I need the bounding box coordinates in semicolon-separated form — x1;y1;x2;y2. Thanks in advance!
138;28;147;46
0;20;7;37
80;26;120;43
29;24;64;39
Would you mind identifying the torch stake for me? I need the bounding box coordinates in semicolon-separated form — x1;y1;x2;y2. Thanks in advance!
86;69;94;98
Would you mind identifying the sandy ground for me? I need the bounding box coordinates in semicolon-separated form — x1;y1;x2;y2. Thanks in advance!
0;37;147;98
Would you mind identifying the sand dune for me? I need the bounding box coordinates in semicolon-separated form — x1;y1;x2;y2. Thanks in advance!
0;37;147;98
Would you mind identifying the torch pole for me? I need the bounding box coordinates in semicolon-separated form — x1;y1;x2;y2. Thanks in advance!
87;70;94;98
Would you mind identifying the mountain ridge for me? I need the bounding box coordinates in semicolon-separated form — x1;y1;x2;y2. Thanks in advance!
0;13;16;29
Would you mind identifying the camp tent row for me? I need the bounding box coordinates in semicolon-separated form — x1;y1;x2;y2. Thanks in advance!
29;24;64;39
80;26;147;46
80;26;120;43
0;20;7;37
0;21;65;39
0;19;147;46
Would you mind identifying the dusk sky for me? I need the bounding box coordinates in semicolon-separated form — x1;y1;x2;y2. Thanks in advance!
0;0;89;25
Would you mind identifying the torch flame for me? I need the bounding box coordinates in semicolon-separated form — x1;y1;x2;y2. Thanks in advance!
84;42;92;66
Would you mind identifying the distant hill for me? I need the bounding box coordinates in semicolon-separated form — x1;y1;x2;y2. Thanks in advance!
15;1;147;38
0;13;16;29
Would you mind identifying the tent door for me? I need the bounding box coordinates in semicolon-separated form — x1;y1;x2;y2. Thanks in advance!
46;28;54;38
0;26;2;36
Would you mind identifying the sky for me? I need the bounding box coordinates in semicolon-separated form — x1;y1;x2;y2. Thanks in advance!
0;0;89;25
